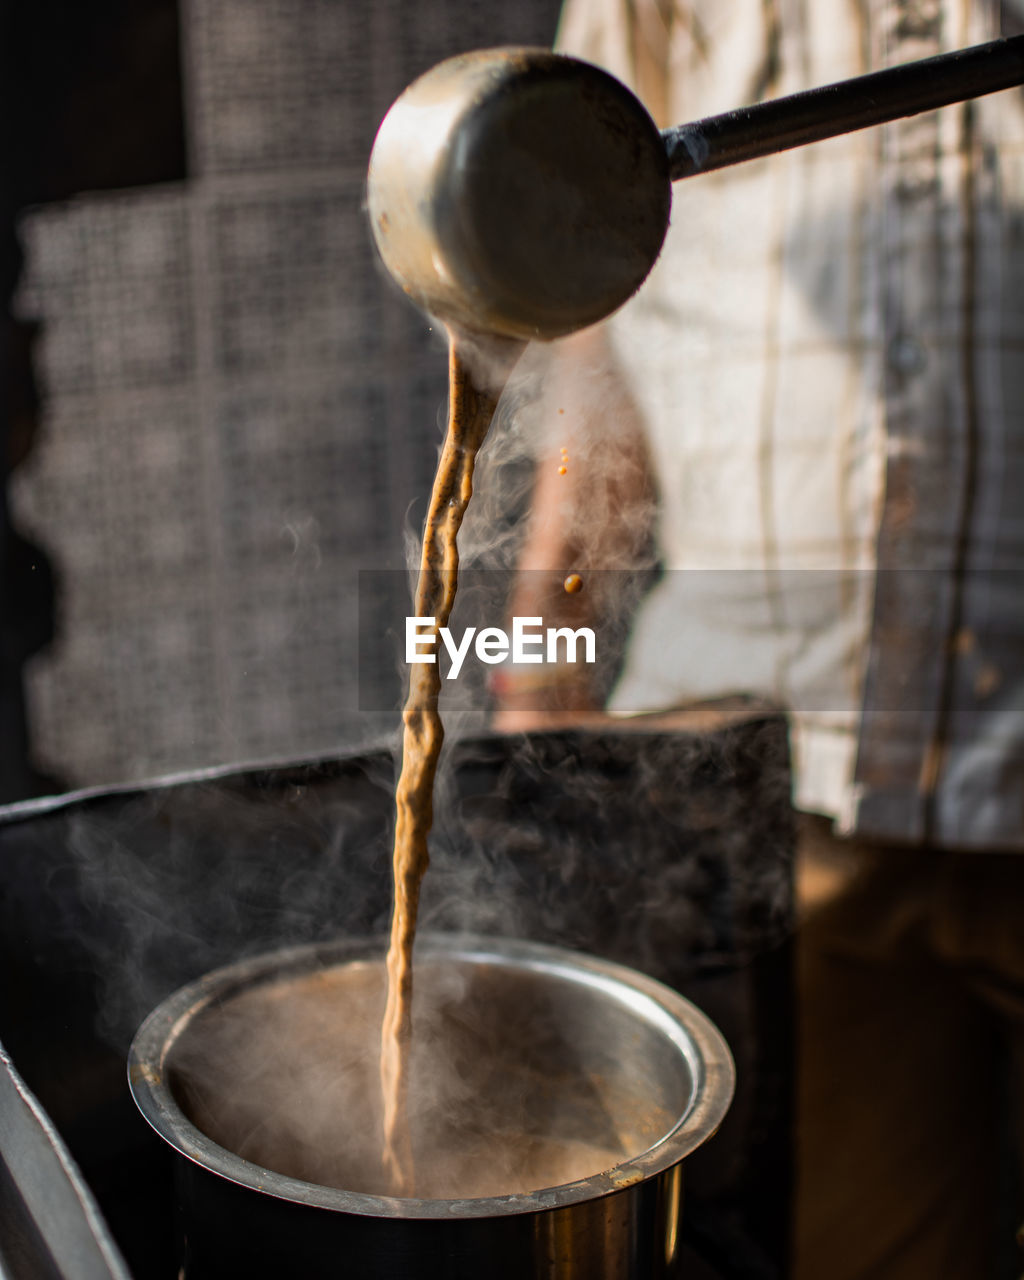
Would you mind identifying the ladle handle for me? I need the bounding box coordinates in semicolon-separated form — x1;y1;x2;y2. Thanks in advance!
664;34;1024;180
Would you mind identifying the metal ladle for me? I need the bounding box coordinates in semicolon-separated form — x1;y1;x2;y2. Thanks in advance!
367;37;1024;341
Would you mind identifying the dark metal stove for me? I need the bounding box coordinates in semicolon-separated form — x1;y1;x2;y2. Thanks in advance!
0;707;793;1279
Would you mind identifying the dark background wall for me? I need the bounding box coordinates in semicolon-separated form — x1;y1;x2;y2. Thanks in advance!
1;0;187;801
1;0;569;802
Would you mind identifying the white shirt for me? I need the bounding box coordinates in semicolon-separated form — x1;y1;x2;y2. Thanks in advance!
559;0;1024;846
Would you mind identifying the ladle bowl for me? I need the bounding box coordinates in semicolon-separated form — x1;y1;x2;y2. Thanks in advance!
366;49;671;341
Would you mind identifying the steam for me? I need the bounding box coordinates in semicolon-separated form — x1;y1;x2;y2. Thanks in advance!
459;331;660;575
382;320;794;982
165;947;675;1200
390;329;663;743
0;320;794;1208
46;761;397;1048
418;712;794;977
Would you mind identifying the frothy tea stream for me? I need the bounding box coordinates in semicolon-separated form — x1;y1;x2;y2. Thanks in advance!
381;334;520;1194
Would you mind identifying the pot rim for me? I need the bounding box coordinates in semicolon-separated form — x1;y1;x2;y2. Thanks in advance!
127;933;735;1220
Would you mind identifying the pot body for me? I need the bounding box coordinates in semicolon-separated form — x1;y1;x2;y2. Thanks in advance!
174;1156;683;1279
129;935;734;1279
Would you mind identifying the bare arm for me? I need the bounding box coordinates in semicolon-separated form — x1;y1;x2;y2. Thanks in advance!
492;324;657;730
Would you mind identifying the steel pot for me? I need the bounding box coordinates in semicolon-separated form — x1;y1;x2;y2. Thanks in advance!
128;935;734;1279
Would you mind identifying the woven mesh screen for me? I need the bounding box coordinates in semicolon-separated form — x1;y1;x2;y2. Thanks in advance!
12;0;561;787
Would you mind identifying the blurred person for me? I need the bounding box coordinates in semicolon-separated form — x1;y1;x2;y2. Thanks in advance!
496;1;1024;1276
